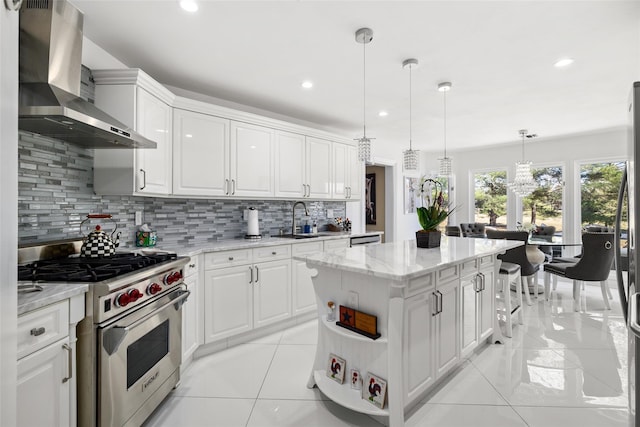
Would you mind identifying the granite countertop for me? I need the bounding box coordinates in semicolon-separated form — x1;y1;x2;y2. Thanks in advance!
152;231;383;257
18;283;88;316
294;236;522;281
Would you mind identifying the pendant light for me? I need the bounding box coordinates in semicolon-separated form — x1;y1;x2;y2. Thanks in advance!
437;82;452;176
402;58;419;171
507;129;537;197
355;28;374;163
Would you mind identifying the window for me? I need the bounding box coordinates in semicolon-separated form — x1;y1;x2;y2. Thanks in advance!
521;165;564;233
473;170;507;227
579;161;625;229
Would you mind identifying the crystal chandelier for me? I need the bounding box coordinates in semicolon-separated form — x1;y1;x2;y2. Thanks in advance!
507;129;537;197
402;58;419;171
354;28;374;163
437;82;452;176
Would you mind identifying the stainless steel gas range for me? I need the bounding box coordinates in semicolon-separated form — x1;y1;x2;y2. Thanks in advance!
19;240;190;427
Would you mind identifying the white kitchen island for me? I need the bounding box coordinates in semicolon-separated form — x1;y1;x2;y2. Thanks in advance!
296;236;522;427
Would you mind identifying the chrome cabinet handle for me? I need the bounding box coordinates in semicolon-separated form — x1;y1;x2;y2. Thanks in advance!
228;256;234;261
302;184;306;196
437;291;443;314
30;327;45;336
255;266;259;283
272;251;277;255
249;266;253;284
139;169;146;190
231;179;236;195
306;184;311;197
432;292;438;316
189;263;196;268
481;273;486;291
62;343;72;383
347;187;351;199
225;179;229;195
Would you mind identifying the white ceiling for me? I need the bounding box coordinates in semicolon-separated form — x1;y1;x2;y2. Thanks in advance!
72;0;639;152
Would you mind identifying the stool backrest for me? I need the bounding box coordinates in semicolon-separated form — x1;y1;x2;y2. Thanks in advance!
486;229;538;276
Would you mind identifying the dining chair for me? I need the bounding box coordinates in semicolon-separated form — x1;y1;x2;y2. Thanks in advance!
543;232;615;311
445;225;461;237
534;224;556;261
486;229;541;305
459;223;486;238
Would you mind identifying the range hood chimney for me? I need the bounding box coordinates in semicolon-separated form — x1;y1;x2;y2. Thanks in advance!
18;0;157;149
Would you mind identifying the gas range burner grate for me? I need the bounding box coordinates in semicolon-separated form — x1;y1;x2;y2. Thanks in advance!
18;252;177;282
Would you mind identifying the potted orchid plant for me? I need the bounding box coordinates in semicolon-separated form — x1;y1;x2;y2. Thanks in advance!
416;177;454;248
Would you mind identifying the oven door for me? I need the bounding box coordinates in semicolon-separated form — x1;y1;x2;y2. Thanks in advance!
98;286;189;427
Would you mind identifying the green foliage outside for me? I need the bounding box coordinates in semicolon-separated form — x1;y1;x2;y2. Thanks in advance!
474;171;507;226
580;162;625;227
522;166;563;227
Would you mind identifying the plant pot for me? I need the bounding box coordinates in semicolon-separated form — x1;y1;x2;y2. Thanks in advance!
416;230;441;248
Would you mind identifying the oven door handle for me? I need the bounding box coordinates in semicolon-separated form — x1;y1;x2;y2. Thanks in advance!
102;289;190;356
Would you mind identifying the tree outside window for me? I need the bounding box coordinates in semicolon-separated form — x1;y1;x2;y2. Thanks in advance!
521;166;563;232
580;161;625;228
474;171;507;227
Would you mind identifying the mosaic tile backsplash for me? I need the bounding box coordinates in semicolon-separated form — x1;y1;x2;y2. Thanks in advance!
18;132;346;248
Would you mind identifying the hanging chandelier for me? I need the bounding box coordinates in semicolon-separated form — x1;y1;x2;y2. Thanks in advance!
507;129;537;197
354;28;374;163
402;58;419;171
437;82;452;176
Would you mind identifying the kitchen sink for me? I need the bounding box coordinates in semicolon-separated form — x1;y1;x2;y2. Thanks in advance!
276;234;320;239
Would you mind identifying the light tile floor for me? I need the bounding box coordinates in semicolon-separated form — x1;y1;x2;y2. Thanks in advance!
144;273;629;427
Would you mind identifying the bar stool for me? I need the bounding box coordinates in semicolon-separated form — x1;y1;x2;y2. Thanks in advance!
496;261;524;337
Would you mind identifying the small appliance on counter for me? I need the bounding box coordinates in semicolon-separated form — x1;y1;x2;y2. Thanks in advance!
245;207;262;239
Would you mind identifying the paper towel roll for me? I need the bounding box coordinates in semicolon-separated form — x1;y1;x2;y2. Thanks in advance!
247;208;260;236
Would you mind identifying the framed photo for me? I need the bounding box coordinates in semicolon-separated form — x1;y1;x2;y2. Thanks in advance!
350;368;362;390
326;353;346;384
363;372;387;409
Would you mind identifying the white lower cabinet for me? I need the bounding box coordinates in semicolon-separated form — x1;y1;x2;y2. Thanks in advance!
17;296;84;427
17;337;71;427
182;255;203;368
403;291;435;403
291;241;324;316
204;246;292;343
460;267;479;357
478;263;496;341
433;279;460;378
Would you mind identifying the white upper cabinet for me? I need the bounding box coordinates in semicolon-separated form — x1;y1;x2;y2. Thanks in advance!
306;136;332;199
332;141;361;200
275;131;306;198
173;109;230;196
92;69;175;196
231;122;275;197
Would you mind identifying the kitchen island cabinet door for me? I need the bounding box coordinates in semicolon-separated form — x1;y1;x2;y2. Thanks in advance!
404;291;435;403
204;266;253;343
306;137;332;199
17;337;70;427
173;109;229;196
434;279;460;379
460;271;479;357
253;259;292;328
230;122;275;197
478;264;496;342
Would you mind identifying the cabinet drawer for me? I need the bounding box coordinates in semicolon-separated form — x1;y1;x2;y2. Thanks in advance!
436;265;459;284
479;255;494;268
253;245;291;262
460;259;478;276
205;249;252;269
292;241;324;256
407;273;435;297
18;300;69;359
184;255;200;278
323;239;350;251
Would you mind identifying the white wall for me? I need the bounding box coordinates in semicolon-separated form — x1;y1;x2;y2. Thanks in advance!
81;37;127;69
0;5;18;426
422;127;627;245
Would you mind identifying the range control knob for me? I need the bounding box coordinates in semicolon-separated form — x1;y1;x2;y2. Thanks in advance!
147;283;162;295
164;271;183;286
128;289;143;301
114;292;131;308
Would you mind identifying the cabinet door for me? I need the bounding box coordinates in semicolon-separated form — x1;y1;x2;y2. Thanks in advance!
275;131;306;198
17;338;70;427
173;109;229;196
434;280;460;378
306;137;332;199
135;87;173;195
182;274;200;364
254;259;292;328
230;122;274;197
204;266;253;342
460;274;479;357
478;267;495;341
404;292;435;403
347;144;362;200
332;142;348;199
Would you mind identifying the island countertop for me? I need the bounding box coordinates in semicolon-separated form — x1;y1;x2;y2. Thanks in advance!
295;236;522;281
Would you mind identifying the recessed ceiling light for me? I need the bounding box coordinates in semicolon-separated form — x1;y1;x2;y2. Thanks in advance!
301;81;313;89
180;1;198;12
554;58;574;68
378;111;388;117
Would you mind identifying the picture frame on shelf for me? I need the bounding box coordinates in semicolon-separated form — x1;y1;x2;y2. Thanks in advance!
364;372;387;409
326;353;346;384
350;368;362;390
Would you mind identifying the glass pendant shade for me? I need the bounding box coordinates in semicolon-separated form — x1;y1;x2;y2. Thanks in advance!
438;156;452;176
358;137;372;163
508;129;537;197
403;148;419;170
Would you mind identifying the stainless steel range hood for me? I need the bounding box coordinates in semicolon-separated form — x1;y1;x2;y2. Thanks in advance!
18;0;156;149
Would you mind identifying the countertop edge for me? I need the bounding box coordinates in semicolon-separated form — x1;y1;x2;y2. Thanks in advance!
18;283;88;316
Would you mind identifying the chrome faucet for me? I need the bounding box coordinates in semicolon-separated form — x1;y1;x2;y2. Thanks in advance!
292;201;310;235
